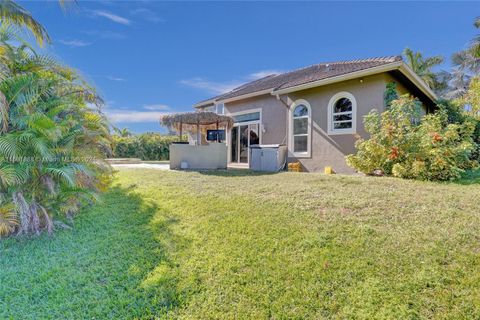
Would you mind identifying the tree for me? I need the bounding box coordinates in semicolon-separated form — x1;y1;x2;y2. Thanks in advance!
113;127;133;137
346;95;477;181
471;16;480;58
446;17;480;99
0;25;111;237
403;48;444;91
384;82;398;109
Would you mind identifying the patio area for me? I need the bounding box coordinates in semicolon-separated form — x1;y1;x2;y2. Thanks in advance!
160;111;233;170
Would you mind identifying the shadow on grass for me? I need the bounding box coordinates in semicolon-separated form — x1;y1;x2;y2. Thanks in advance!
453;168;480;185
0;184;187;319
197;168;280;177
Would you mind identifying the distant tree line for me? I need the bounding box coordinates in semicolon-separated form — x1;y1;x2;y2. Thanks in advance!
111;132;181;161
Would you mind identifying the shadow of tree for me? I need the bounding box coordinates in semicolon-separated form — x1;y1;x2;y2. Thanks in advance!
0;184;187;319
197;168;279;177
452;168;480;185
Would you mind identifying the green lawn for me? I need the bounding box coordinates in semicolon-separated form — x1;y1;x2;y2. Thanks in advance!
1;169;480;319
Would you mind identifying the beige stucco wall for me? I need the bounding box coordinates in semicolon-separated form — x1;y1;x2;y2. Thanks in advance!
224;95;287;145
222;73;427;173
285;74;386;173
170;143;227;170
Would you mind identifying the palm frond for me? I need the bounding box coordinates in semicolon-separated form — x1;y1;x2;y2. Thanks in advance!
0;203;17;237
44;166;76;187
0;0;50;46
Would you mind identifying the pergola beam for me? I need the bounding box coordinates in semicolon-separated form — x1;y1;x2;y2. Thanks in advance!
160;111;234;144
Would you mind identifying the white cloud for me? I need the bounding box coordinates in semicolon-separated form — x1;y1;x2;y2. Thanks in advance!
58;39;92;48
106;75;126;82
131;8;165;23
180;69;284;95
82;30;126;40
106;109;169;123
179;78;243;95
143;104;170;111
92;10;131;25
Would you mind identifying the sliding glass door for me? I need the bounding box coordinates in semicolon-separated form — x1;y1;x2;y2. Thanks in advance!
230;123;260;164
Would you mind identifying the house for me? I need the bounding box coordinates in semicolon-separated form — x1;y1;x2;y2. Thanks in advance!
194;56;437;173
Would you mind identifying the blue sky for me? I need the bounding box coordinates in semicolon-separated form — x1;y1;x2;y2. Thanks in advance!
21;1;479;133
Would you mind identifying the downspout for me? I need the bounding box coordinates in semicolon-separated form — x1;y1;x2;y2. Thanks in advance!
275;93;290;147
275;93;291;171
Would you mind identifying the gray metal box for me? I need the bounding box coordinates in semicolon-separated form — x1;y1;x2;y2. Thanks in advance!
249;144;287;172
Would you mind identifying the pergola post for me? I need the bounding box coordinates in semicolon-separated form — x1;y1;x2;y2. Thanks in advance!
160;112;233;145
196;122;200;145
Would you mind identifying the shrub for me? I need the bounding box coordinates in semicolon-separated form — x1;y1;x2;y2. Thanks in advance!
383;82;399;109
112;133;180;160
346;95;477;181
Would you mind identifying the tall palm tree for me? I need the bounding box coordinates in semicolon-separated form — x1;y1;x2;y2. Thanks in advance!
403;48;444;90
0;0;50;46
446;17;480;99
472;16;480;58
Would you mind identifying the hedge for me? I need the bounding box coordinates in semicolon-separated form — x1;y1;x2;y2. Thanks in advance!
112;133;181;160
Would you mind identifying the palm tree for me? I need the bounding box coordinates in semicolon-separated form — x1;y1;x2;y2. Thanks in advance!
472;16;480;58
0;26;111;236
0;0;50;46
446;17;480;99
114;127;133;137
403;48;444;91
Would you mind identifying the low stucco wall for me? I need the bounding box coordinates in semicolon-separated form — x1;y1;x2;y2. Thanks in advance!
169;143;227;170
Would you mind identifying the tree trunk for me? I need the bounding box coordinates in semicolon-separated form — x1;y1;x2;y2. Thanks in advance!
12;191;31;234
12;191;42;235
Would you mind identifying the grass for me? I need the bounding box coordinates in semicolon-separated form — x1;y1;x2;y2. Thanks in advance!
1;169;480;319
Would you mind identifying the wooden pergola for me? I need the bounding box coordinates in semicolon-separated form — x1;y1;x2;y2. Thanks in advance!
160;112;234;145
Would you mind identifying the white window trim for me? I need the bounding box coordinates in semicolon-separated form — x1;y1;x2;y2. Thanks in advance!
327;91;357;135
226;108;262;163
227;108;262;126
288;99;312;158
215;102;225;115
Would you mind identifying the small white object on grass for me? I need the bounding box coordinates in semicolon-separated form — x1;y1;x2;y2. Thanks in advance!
180;161;189;169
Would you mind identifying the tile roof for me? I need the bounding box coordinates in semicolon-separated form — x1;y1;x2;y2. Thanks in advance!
196;56;403;106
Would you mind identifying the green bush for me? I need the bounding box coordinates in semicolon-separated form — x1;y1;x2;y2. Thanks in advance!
112;133;181;160
346;95;477;181
437;98;480;162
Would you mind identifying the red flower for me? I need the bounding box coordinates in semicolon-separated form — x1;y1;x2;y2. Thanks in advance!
389;146;399;160
431;132;442;143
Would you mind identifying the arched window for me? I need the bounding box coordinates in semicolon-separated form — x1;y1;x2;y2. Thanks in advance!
289;99;311;157
328;92;357;134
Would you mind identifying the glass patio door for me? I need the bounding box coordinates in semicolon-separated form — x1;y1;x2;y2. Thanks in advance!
230;123;260;164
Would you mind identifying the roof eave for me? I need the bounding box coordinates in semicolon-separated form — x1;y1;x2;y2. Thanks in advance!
216;89;273;104
193;99;216;109
271;61;404;95
397;63;438;102
194;61;438;108
271;61;437;103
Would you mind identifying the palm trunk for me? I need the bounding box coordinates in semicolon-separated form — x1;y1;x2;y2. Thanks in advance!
12;191;42;235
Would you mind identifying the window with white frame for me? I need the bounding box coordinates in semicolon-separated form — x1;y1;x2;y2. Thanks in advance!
328;92;356;134
290;99;311;156
215;103;224;115
203;105;215;112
